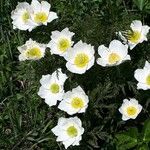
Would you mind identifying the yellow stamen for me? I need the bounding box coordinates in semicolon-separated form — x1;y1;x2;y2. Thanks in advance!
22;11;30;23
127;106;137;116
146;74;150;86
71;97;84;109
50;83;60;94
34;12;48;23
74;53;89;68
108;53;121;64
26;47;42;58
67;126;78;138
127;30;141;43
58;38;71;52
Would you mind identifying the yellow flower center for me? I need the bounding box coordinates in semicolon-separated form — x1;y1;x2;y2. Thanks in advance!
146;74;150;86
50;83;60;94
22;11;30;23
74;53;89;68
58;38;71;52
127;30;141;43
34;12;48;23
71;97;84;109
126;106;137;116
67;126;78;138
108;53;121;64
26;47;42;58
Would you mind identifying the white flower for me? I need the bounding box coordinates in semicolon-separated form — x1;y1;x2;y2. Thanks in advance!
134;61;150;90
64;41;95;74
58;86;89;115
31;0;58;27
118;20;150;50
119;98;142;121
17;38;46;61
38;69;68;106
47;28;75;56
51;117;84;149
97;40;131;67
11;2;36;31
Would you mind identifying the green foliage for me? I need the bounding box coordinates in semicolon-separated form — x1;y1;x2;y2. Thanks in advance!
142;119;150;142
115;128;138;150
0;0;150;149
115;119;150;150
133;0;150;13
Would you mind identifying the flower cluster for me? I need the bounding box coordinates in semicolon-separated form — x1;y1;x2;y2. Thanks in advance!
38;69;88;148
11;0;58;31
12;0;150;149
48;28;95;74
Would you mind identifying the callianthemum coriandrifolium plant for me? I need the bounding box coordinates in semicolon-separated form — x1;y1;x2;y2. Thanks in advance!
118;98;142;121
134;61;150;90
118;20;150;50
11;2;35;31
47;28;75;57
58;86;89;115
64;40;95;74
97;40;131;67
10;0;150;149
17;38;46;61
38;68;68;106
51;117;84;149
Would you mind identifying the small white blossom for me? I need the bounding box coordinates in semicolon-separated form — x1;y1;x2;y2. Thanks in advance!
51;117;84;149
134;61;150;90
119;98;142;121
58;86;89;115
38;69;68;106
118;20;150;50
97;40;131;67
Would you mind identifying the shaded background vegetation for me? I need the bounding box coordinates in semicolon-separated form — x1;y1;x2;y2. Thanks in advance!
0;0;150;149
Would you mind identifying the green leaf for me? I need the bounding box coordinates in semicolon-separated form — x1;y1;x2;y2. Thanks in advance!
133;0;146;11
142;119;150;142
145;2;150;14
115;128;138;150
138;144;149;150
133;0;150;13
